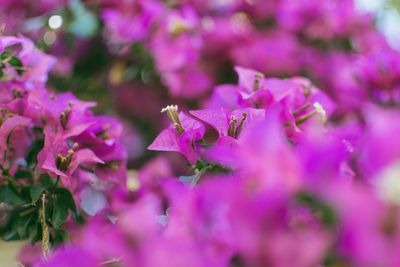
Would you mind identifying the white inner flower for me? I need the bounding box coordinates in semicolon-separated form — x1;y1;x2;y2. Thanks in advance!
168;16;191;35
375;161;400;205
161;105;178;114
313;102;327;124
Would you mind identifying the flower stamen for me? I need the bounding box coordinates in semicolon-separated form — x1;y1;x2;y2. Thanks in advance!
295;102;327;125
168;17;190;35
293;102;311;116
295;110;316;125
56;143;79;172
227;115;237;138
313;102;327;124
96;124;111;139
162;105;185;134
253;73;264;92
235;113;247;138
59;103;73;130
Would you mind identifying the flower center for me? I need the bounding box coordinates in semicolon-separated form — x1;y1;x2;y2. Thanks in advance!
253;73;264;92
228;112;247;138
161;105;185;135
56;143;78;172
59;102;74;129
168;17;191;35
96;124;111;139
294;102;327;125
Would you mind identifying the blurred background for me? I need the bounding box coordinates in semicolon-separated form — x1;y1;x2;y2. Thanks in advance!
0;0;400;265
0;0;399;169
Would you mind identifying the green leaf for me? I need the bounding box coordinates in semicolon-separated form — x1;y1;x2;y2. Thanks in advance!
30;222;42;245
17;214;34;238
0;185;26;206
2;229;19;241
52;228;69;247
55;187;77;216
0;51;8;61
52;200;69;228
9;56;24;76
0;43;22;59
193;160;207;170
296;191;336;228
30;184;46;204
9;56;23;68
52;188;76;228
1;205;37;242
14;169;33;180
26;138;44;165
40;174;54;187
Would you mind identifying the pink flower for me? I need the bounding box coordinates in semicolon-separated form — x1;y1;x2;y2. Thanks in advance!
0;35;56;86
0;115;32;165
38;128;103;181
101;0;163;44
190;107;265;140
34;246;98;267
26;88;96;137
148;105;205;164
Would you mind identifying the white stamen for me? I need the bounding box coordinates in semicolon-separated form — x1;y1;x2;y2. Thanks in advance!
161;105;178;114
161;105;184;134
313;102;327;124
168;16;190;35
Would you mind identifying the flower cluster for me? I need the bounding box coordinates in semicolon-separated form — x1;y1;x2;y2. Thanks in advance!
94;0;398;106
2;1;400;267
1;1;399;108
37;65;400;267
0;35;126;253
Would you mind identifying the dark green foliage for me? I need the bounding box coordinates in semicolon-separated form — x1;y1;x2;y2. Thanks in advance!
0;47;25;77
0;129;78;248
296;191;337;229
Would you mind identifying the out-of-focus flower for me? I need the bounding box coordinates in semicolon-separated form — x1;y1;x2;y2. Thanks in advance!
0;35;56;86
101;0;164;44
357;49;400;105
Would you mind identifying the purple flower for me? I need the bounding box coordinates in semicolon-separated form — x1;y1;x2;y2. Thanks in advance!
0;115;32;166
148;105;205;164
0;35;56;86
101;0;164;44
73;115;127;185
357;106;400;180
26;88;96;137
190;107;265;140
231;31;302;76
38;128;103;182
34;246;98;267
203;109;302;192
149;6;212;98
228;186;331;267
357;49;400;105
277;0;367;40
324;183;400;267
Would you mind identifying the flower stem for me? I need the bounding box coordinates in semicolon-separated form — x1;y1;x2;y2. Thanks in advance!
39;194;50;259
